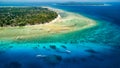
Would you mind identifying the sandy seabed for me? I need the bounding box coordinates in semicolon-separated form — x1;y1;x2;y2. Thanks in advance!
0;7;120;68
0;7;97;42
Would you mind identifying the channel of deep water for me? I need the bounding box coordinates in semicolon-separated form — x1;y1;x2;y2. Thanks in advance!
0;2;120;68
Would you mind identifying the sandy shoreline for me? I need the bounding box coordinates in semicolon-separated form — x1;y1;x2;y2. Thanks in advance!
0;7;97;41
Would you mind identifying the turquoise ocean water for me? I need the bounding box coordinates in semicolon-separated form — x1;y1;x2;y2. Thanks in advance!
0;2;120;68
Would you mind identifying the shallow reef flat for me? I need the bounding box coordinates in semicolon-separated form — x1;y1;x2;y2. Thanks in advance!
0;7;120;68
0;7;97;42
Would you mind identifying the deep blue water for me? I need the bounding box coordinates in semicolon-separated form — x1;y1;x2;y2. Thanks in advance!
0;2;120;26
51;2;120;26
0;2;120;68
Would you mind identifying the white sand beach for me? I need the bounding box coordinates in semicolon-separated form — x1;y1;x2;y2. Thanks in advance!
0;7;97;41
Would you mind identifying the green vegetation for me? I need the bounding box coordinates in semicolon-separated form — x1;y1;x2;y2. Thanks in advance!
0;7;58;27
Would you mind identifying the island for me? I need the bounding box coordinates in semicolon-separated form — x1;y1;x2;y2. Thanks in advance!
55;2;110;6
0;7;97;42
0;7;58;27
